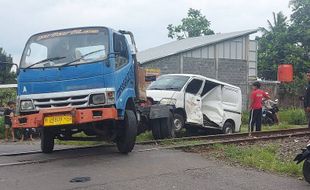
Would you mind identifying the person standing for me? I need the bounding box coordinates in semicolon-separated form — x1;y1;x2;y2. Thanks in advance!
249;81;270;132
4;101;16;142
304;70;310;128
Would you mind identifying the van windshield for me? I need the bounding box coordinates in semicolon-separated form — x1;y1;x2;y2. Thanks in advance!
20;27;109;69
148;75;190;91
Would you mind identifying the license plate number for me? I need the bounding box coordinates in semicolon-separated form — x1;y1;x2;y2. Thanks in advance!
44;115;73;126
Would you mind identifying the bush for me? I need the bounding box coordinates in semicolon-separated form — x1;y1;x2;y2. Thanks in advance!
278;108;307;125
0;88;16;106
241;111;249;125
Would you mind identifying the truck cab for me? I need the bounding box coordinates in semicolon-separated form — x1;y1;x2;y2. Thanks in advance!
13;27;152;153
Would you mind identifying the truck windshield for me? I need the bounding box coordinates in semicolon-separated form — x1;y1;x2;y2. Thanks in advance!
148;75;190;91
20;27;109;69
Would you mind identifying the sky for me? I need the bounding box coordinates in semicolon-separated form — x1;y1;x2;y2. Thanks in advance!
0;0;292;64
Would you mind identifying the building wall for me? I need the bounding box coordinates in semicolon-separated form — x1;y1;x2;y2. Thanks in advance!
143;55;181;75
182;57;216;78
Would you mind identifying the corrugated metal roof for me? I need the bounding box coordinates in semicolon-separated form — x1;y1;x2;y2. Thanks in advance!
137;29;257;63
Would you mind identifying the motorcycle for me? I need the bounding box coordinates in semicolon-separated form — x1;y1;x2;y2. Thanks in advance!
262;99;279;125
294;143;310;183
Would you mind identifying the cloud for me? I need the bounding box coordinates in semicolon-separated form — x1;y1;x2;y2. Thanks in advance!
0;0;291;63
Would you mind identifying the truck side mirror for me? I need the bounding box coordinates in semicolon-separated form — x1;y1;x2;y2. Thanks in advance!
11;63;20;75
0;62;19;75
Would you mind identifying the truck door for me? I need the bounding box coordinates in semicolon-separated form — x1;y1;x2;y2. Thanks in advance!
184;78;203;125
113;33;135;114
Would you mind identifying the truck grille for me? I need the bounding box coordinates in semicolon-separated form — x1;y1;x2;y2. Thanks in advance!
33;95;89;109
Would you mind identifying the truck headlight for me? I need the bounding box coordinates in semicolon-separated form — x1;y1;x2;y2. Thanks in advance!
91;94;106;105
20;100;34;111
106;91;115;104
159;98;176;105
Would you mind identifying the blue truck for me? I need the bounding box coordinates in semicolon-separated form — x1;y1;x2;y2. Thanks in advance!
12;27;174;153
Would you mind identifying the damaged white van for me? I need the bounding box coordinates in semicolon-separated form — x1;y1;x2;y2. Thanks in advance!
146;74;242;134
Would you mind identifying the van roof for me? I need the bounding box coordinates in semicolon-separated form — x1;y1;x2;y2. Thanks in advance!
162;74;240;90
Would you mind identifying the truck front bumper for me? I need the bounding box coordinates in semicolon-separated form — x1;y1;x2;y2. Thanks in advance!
12;107;118;128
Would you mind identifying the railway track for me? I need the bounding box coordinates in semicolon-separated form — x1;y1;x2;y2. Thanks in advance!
0;128;309;167
138;127;310;148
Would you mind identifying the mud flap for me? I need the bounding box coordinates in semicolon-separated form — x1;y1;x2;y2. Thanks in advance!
149;104;173;119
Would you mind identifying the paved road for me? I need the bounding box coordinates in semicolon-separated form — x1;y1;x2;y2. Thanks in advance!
0;143;308;190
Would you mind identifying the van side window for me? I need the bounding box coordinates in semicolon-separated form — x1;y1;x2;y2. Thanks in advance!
113;33;129;69
201;81;219;97
185;79;203;95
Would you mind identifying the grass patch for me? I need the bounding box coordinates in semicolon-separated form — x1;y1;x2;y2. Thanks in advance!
279;109;307;125
55;139;101;146
136;131;153;142
242;108;307;126
240;123;305;133
55;132;103;146
211;143;302;177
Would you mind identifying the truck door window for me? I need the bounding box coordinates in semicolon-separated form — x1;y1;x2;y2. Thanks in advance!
201;80;219;97
185;79;203;95
25;43;47;65
113;33;129;69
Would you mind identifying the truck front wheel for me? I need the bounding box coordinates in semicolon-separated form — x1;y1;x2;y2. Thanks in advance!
117;110;137;154
41;128;55;153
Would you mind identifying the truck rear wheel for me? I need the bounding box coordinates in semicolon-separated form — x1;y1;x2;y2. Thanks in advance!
41;128;55;153
117;110;137;154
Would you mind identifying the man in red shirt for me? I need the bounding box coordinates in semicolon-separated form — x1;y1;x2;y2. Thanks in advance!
249;81;270;132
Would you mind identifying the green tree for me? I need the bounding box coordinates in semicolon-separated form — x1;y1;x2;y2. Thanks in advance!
167;8;214;40
257;4;310;105
289;0;310;52
257;11;307;80
0;48;16;84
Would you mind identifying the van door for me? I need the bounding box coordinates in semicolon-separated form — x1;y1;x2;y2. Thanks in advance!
201;82;224;125
184;78;203;125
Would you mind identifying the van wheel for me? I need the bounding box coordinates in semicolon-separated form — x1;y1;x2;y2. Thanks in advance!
116;110;137;154
173;113;185;132
223;121;234;134
41;128;55;153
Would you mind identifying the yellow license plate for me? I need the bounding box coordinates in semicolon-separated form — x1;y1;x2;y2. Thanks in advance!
44;115;73;126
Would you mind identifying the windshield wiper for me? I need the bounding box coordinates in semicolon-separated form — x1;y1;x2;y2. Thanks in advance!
24;56;66;69
59;49;104;68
